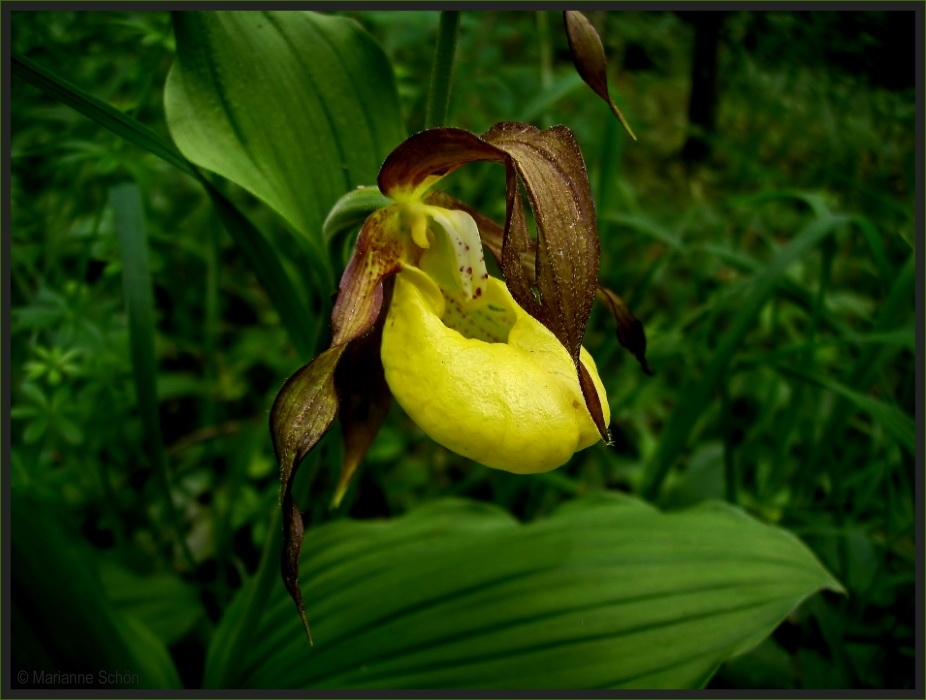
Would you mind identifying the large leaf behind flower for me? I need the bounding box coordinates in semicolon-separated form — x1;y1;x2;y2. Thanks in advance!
165;11;404;252
204;493;841;689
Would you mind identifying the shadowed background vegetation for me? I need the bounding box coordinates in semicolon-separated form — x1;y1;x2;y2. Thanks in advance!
9;10;917;690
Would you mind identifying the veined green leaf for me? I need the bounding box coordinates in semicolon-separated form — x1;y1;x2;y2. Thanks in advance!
99;561;205;647
165;11;405;256
204;494;841;689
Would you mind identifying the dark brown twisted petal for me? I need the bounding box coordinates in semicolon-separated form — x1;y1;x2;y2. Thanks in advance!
332;278;394;509
482;122;609;441
597;286;653;376
271;345;343;647
270;208;406;645
378;127;507;196
563;11;637;140
499;163;545;322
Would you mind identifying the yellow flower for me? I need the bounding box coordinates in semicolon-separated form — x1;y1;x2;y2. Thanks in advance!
270;122;650;643
381;203;609;474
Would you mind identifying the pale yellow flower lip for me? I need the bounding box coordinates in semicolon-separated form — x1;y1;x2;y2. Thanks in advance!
381;266;610;474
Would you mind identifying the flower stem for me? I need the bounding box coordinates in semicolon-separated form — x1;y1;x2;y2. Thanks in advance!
536;11;553;128
424;11;461;129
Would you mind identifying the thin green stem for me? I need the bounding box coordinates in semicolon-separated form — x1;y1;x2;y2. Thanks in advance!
536;11;553;128
424;11;461;129
596;113;625;218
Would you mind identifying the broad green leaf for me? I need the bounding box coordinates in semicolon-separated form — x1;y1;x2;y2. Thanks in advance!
204;494;841;689
165;11;405;255
201;179;316;358
11;489;181;689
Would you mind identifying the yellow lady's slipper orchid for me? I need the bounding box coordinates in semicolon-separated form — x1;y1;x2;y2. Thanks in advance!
271;122;649;644
381;205;609;474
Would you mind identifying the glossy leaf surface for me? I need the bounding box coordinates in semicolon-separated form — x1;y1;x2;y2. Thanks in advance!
203;493;842;689
165;11;404;252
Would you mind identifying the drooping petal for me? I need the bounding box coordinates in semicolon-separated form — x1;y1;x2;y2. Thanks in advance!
332;278;394;509
381;268;609;474
563;11;637;140
482;123;610;441
270;206;409;644
270;344;344;646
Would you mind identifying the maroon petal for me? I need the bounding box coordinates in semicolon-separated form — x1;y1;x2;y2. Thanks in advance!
483;122;609;440
597;286;653;376
270;344;344;646
332;278;395;509
378;127;507;197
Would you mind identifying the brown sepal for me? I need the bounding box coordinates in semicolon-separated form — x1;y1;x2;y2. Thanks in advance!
563;11;637;141
270;208;407;645
483;123;608;441
331;208;408;346
579;359;612;443
331;278;395;509
597;286;653;376
271;344;345;646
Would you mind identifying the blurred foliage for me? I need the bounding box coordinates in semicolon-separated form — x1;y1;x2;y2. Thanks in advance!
9;10;916;690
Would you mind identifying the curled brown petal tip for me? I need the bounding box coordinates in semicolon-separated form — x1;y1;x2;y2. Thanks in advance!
597;286;653;376
271;344;344;646
271;209;409;646
563;11;638;141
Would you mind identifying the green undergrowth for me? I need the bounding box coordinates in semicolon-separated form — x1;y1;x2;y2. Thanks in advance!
10;10;915;690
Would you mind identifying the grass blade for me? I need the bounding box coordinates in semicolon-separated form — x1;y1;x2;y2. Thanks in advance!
641;214;850;500
14;52;316;359
13;53;195;176
110;182;193;569
772;364;914;455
